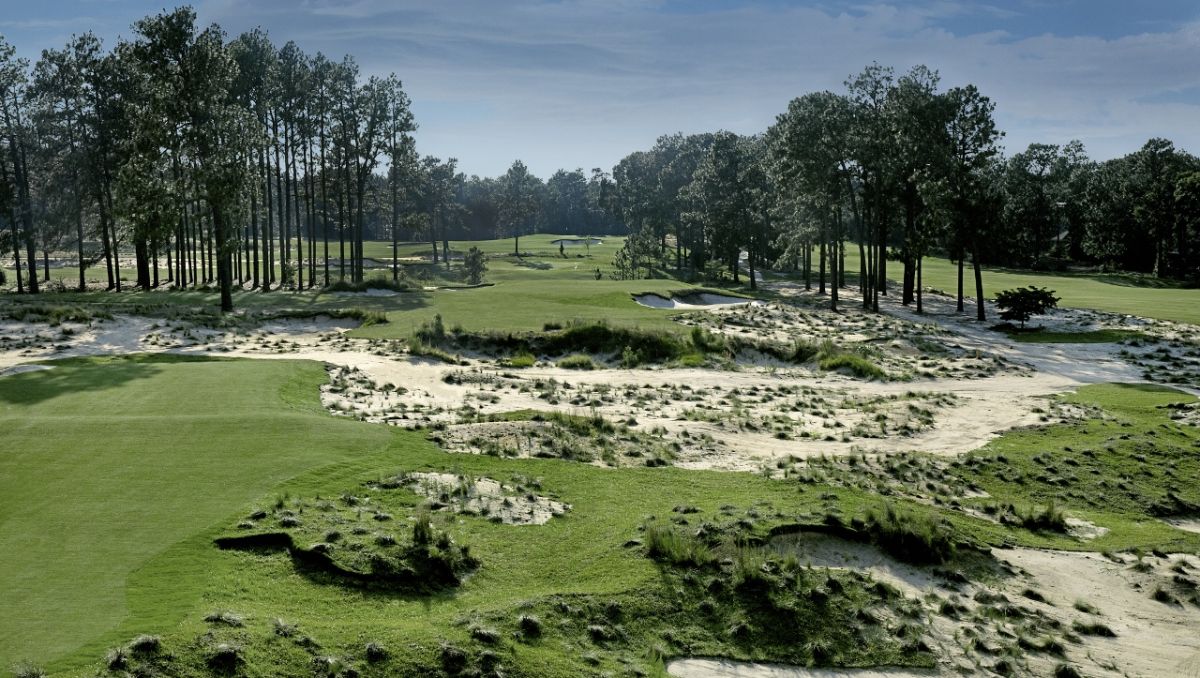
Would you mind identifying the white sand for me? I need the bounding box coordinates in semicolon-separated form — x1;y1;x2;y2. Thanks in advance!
634;293;763;310
0;364;53;378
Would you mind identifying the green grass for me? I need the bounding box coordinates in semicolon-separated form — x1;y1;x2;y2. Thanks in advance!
4;235;758;339
4;360;1199;674
954;383;1200;552
0;356;394;672
1003;329;1146;343
838;248;1200;325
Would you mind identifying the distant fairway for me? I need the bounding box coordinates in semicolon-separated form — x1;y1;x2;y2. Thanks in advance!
0;356;394;671
837;248;1200;325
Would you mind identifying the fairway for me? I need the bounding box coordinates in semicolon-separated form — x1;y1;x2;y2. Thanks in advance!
0;356;394;671
838;248;1200;325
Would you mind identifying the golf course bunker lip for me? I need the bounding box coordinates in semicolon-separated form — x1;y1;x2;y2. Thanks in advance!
634;293;761;310
667;659;937;678
0;364;54;378
550;237;603;246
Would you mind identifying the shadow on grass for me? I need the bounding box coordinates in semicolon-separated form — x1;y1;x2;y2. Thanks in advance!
0;354;222;406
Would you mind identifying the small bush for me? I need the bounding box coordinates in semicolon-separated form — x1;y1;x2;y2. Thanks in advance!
557;353;597;370
463;247;487;285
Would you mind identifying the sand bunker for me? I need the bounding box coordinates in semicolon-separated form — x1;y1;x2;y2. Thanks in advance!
668;659;935;678
399;472;569;525
0;364;53;378
634;293;761;310
551;237;602;247
332;288;400;298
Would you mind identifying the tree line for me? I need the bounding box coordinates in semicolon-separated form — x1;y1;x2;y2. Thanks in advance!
605;64;1200;319
3;10;1197;317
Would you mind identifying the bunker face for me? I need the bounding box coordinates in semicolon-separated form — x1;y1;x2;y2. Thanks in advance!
634;293;761;310
550;237;602;247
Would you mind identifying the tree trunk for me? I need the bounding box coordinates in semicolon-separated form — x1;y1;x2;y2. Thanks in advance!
956;255;964;312
972;245;986;321
916;257;923;314
135;237;151;289
818;234;826;294
213;206;233;312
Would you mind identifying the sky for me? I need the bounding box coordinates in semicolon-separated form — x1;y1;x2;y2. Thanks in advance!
2;1;1199;178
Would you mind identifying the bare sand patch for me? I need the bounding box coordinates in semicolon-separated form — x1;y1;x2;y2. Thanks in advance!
396;471;568;525
634;293;761;310
0;363;53;378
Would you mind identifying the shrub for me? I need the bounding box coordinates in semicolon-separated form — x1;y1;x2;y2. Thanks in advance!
414;314;448;346
995;286;1060;329
557;353;597;370
463;247;487;285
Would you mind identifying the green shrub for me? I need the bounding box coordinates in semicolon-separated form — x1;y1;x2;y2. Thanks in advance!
558;353;597;370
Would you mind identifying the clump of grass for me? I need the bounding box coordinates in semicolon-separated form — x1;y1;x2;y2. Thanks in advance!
504;352;536;368
203;610;245;627
862;502;957;565
11;663;46;678
104;647;128;671
207;643;242;673
1071;619;1116;637
518;614;543;638
365;641;388;663
127;634;162;656
644;522;714;567
1053;664;1084;678
557;353;597;370
819;352;887;380
1016;502;1068;532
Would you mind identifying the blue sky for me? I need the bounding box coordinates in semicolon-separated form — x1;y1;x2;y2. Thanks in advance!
2;1;1198;177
